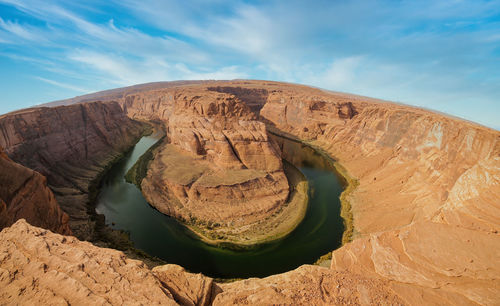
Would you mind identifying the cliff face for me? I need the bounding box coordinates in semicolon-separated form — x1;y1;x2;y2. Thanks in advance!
259;86;500;237
140;88;292;243
0;148;71;235
0;102;145;239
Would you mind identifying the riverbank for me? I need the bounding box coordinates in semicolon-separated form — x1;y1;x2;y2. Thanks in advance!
125;135;165;188
266;126;359;266
88;121;168;267
266;126;358;244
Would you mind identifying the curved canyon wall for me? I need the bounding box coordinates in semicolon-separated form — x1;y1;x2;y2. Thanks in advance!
0;102;145;239
115;81;500;304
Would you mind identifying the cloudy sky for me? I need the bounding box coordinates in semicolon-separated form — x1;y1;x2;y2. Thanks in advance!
0;0;499;129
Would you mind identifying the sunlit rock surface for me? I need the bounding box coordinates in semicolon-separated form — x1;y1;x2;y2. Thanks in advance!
140;89;290;237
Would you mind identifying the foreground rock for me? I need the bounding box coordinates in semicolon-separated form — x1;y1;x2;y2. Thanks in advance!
0;220;176;305
0;148;71;235
0;102;145;239
139;89;298;245
0;220;410;305
331;220;500;305
214;265;406;305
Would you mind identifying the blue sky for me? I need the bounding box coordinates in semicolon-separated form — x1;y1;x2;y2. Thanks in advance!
0;0;499;130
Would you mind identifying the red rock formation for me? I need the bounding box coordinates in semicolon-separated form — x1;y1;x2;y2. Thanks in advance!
140;89;291;241
0;147;71;235
0;220;177;305
0;101;145;239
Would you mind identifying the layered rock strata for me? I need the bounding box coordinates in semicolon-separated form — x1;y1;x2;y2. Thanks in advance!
0;102;145;239
0;147;71;235
139;89;295;244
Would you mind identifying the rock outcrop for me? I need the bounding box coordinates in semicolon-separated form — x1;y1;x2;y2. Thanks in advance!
139;89;294;245
0;102;145;239
0;147;71;235
0;220;177;305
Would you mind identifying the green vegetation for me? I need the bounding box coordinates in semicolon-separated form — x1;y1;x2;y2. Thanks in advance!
333;162;359;245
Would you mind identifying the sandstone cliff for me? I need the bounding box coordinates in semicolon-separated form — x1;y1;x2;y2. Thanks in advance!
0;102;145;239
0;147;71;235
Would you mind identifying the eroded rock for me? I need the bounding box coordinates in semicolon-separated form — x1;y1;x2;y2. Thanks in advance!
140;89;293;245
0;102;145;239
0;147;71;235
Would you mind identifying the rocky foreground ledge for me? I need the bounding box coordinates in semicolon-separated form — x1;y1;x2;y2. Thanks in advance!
0;219;406;305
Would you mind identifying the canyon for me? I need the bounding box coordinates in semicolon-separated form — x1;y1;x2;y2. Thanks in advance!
0;80;498;305
0;102;145;239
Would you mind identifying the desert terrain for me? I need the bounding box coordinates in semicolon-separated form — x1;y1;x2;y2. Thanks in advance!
0;80;498;305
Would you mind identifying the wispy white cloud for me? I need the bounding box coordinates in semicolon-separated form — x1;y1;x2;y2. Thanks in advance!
0;17;50;43
34;76;89;93
0;0;499;129
68;49;247;86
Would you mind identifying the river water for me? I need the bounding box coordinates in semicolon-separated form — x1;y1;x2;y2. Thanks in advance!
95;133;345;278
